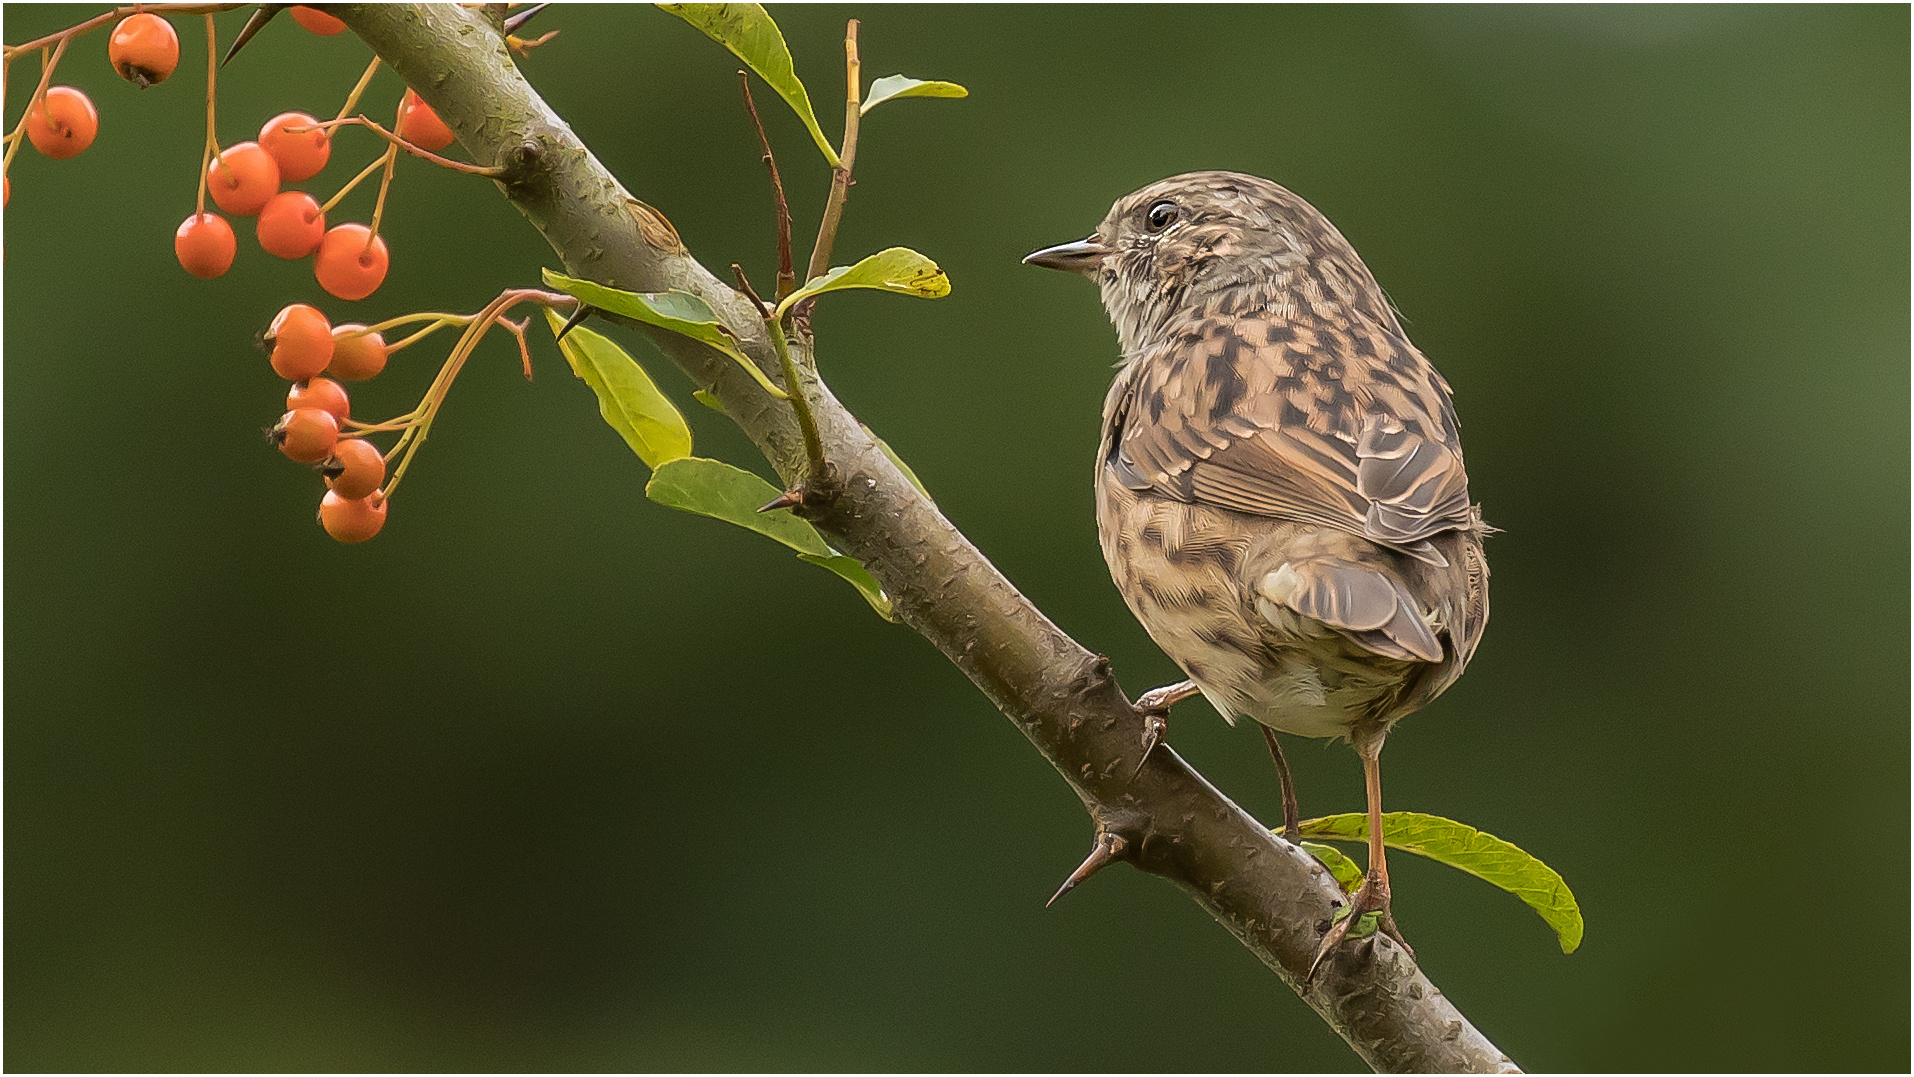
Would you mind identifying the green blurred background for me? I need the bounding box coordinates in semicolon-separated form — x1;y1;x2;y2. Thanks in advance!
6;4;1907;1071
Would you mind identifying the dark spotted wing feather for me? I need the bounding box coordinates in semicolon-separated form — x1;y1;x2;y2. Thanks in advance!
1107;276;1474;558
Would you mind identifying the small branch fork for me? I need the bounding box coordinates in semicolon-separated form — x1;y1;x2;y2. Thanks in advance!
341;289;575;504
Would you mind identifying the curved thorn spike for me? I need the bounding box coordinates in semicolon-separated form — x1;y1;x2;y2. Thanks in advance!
503;3;552;35
223;5;286;67
554;303;595;342
757;488;802;513
1046;833;1127;907
1130;712;1167;783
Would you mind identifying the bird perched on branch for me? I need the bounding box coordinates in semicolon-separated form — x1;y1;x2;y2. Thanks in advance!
1025;171;1490;978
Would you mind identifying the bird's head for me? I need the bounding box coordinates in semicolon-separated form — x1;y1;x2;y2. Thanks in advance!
1026;171;1373;356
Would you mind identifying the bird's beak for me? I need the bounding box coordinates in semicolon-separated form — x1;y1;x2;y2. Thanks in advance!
1023;237;1110;276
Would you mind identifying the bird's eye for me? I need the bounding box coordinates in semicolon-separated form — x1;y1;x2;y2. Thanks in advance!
1145;200;1180;233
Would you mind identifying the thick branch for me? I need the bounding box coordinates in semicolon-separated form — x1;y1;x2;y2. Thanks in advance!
337;7;1518;1072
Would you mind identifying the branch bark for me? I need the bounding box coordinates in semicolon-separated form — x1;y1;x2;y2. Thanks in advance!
336;6;1519;1072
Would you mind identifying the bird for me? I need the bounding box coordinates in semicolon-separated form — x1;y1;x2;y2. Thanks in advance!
1024;171;1490;979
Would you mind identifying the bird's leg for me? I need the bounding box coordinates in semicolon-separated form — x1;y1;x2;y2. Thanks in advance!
1130;679;1199;780
1259;725;1302;843
1307;735;1412;982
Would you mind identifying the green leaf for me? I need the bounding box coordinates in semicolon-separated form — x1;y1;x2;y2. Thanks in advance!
657;3;841;167
542;270;788;400
861;74;968;116
1301;841;1363;893
1298;811;1584;954
543;310;692;468
692;389;728;415
775;247;951;317
864;425;933;503
645;457;894;620
797;553;894;621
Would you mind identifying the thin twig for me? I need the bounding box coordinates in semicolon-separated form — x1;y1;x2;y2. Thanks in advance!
334;55;382;122
731;263;770;320
738;71;795;300
1;38;68;181
3;4;241;58
304;115;504;176
803;19;861;284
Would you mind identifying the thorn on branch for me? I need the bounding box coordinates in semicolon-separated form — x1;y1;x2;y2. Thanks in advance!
757;488;802;514
1047;831;1129;907
503;3;552;35
554;303;594;341
222;5;284;67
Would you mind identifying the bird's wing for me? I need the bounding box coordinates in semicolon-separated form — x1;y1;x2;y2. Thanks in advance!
1107;308;1474;557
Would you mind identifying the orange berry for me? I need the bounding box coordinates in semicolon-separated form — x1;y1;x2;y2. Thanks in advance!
26;86;98;160
109;13;179;87
207;141;280;216
395;88;455;152
287;376;350;421
271;407;340;463
5;176;11;207
321;439;386;500
174;212;236;278
319;489;387;543
314;224;389;301
290;6;348;35
256;190;325;258
327;324;389;380
268;303;335;380
258;112;330;182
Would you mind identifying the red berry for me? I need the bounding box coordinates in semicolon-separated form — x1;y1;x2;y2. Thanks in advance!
256;190;326;258
174;212;236;278
258;112;330;182
268;304;335;380
319;489;387;543
327;324;389;380
395;88;455;152
25;87;98;160
207;141;281;216
287;376;350;421
272;407;340;463
314;224;389;301
109;13;179;87
290;6;348;35
322;438;386;500
6;176;12;207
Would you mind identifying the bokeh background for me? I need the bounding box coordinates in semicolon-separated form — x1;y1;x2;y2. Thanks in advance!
6;4;1907;1071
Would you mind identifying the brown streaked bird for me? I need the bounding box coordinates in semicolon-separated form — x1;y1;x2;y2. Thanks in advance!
1025;171;1490;978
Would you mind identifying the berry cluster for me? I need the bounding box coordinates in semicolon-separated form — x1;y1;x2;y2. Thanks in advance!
11;7;565;546
7;8;467;302
262;303;393;542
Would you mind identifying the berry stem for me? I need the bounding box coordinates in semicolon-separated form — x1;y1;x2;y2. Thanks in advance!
304;115;505;177
195;15;221;215
333;56;382;123
366;142;399;246
1;39;69;182
357;290;573;502
317;152;388;215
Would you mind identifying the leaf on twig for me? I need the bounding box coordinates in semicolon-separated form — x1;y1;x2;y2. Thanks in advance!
775;247;951;317
657;3;841;167
542;270;788;400
543;309;692;468
1297;811;1585;954
1300;841;1364;893
861;74;968;116
645;457;894;620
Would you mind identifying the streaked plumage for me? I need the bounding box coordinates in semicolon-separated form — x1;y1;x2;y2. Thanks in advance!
1027;170;1490;973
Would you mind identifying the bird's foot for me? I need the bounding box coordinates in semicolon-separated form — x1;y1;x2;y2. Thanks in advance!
1306;876;1413;984
1130;680;1199;781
